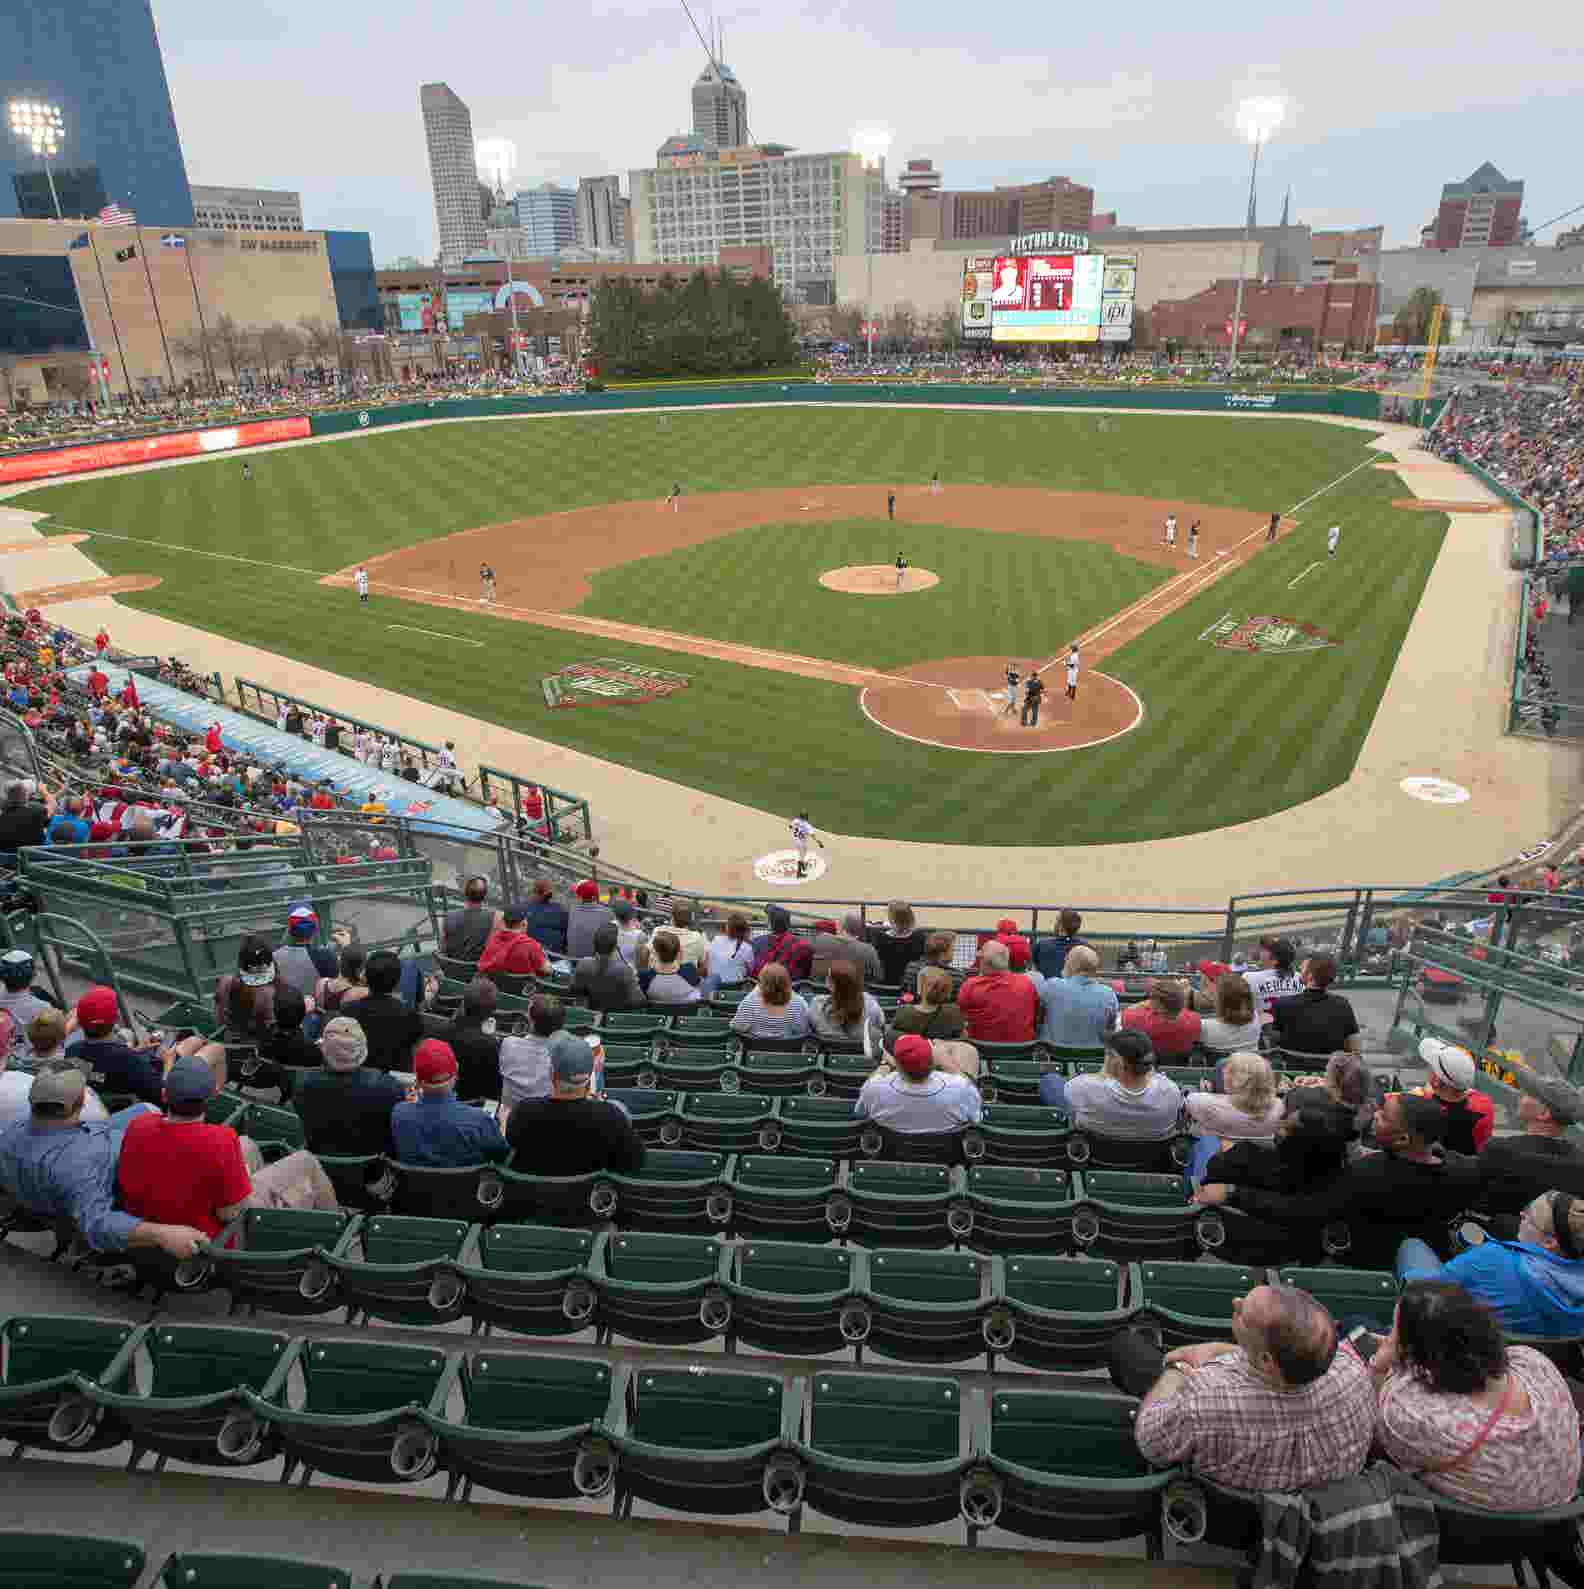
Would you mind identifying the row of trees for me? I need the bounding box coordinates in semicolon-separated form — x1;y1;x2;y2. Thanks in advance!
169;314;382;389
587;270;798;377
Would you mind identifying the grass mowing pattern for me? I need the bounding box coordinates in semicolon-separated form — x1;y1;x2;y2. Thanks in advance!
579;517;1168;670
17;408;1444;846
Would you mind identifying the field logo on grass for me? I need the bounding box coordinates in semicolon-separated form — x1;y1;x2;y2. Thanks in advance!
540;658;690;710
1206;614;1336;655
754;849;828;887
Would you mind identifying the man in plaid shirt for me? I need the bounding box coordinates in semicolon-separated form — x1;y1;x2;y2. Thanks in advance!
1114;1284;1374;1492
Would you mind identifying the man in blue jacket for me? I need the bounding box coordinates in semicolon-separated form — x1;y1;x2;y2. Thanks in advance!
390;1040;509;1168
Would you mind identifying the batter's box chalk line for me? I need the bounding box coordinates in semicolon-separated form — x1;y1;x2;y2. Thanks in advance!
946;689;998;712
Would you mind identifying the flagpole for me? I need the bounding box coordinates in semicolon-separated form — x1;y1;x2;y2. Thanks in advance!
134;226;178;394
85;230;136;406
178;233;218;395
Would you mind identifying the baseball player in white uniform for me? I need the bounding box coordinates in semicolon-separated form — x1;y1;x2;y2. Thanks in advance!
354;566;370;605
790;812;823;877
1064;643;1081;701
895;553;909;591
1327;525;1341;558
1187;522;1200;561
1003;662;1021;716
1164;513;1177;550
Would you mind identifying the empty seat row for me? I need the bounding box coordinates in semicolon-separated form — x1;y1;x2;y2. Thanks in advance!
0;1312;1177;1547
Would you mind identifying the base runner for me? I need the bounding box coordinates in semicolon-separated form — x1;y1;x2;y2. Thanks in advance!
1164;512;1177;549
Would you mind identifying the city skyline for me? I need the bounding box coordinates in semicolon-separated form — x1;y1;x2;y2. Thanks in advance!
140;0;1580;264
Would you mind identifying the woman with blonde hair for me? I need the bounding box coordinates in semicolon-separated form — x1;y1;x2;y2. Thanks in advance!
730;961;813;1042
1199;973;1261;1052
1184;1050;1283;1184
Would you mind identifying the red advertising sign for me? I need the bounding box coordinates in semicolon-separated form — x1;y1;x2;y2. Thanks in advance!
0;416;311;485
1223;318;1249;338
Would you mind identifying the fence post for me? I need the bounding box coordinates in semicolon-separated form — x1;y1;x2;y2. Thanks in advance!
1220;899;1238;963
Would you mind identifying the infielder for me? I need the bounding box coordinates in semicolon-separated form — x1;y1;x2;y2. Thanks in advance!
1187;521;1200;561
1003;661;1021;716
1327;524;1341;558
929;471;942;497
354;566;370;605
666;481;683;513
790;811;824;878
895;553;909;591
1064;643;1081;701
1164;512;1177;550
887;490;897;521
1267;511;1280;543
479;563;497;604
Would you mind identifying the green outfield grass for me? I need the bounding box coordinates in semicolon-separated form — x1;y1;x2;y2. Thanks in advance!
17;406;1444;845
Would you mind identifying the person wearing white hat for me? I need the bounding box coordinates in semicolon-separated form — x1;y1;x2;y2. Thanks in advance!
1414;1037;1495;1155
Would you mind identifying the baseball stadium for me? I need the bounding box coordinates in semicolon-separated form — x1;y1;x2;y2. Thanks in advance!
3;369;1584;1582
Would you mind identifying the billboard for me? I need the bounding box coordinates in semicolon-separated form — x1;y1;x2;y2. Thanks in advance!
1099;250;1139;344
396;291;443;333
0;417;311;486
960;255;994;342
445;289;495;329
989;254;1104;343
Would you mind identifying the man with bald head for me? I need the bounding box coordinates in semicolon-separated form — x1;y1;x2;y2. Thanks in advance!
1111;1283;1374;1493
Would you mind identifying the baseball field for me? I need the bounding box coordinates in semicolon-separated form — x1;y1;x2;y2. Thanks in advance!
17;405;1448;846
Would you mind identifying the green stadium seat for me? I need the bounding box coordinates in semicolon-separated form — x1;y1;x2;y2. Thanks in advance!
843;1161;966;1248
976;1388;1175;1547
725;1242;867;1358
0;1531;145;1588
1073;1171;1199;1260
156;1553;352;1589
999;1256;1136;1373
797;1371;967;1530
862;1248;998;1366
248;1336;454;1487
0;1314;143;1458
205;1209;362;1318
494;1166;608;1227
457;1223;599;1339
1133;1260;1265;1347
729;1155;846;1242
776;1095;863;1159
1277;1265;1399;1331
673;1091;781;1153
817;1051;876;1100
605;1150;735;1233
649;1050;736;1093
959;1166;1081;1254
327;1215;472;1327
559;1007;599;1035
205;1092;248;1127
242;1100;307;1152
610;1365;798;1522
856;1119;966;1165
1067;1130;1189;1174
315;1152;395;1214
965;1104;1071;1168
92;1322;291;1472
663;1015;736;1050
981;1046;1058;1107
1432;1489;1584;1586
595;1043;653;1089
601;1012;673;1039
423;1352;619;1504
600;1089;681;1146
393;1162;506;1224
735;1048;823;1098
434;954;480;984
589;1230;732;1346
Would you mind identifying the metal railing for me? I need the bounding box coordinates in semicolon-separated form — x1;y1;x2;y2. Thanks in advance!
233;677;449;780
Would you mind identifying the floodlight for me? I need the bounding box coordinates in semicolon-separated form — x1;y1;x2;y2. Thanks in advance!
850;125;892;170
1235;97;1284;145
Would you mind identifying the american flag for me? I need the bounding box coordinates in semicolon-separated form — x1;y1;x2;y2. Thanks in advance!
98;203;136;227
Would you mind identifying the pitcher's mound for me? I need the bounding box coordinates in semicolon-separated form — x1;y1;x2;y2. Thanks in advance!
861;655;1143;754
820;564;940;595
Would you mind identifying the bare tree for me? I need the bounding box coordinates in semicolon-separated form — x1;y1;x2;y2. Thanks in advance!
297;316;341;375
256;322;302;383
209;315;253;387
884;301;918;347
0;354;20;412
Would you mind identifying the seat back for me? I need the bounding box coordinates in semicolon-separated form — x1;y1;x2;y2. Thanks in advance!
240;1208;354;1254
1083;1171;1189;1209
866;1248;983;1305
620;1150;727;1185
601;1013;671;1037
602;1232;724;1286
157;1553;350;1588
736;1050;819;1094
459;1353;613;1432
1277;1265;1399;1329
990;1388;1151;1478
477;1223;595;1275
0;1315;138;1387
1137;1261;1261;1327
357;1215;470;1267
735;1241;858;1297
244;1101;306;1151
143;1324;291;1399
733;1155;838;1195
967;1165;1075;1204
0;1532;145;1589
681;1092;773;1125
777;1094;862;1154
631;1367;782;1451
601;1089;679;1121
809;1371;959;1463
848;1162;952;1200
667;1016;735;1048
295;1338;449;1416
1003;1256;1124;1313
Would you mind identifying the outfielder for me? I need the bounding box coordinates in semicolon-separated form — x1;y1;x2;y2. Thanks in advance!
1164;512;1177;549
790;811;824;878
1327;524;1341;558
354;566;370;605
1003;661;1021;716
242;461;253;483
1064;642;1081;701
895;552;909;591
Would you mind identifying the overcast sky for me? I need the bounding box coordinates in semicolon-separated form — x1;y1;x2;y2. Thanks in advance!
154;0;1582;265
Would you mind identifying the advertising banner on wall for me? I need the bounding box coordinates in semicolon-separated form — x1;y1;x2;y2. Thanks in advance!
445;290;495;329
396;291;443;332
0;417;311;486
1098;251;1139;345
989;254;1104;343
960;255;995;342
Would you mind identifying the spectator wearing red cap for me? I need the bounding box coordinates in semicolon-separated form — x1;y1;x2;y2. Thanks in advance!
856;1034;983;1132
66;986;168;1105
567;879;614;960
389;1039;509;1167
957;940;1039;1044
478;901;550;978
1005;935;1044;992
273;906;337;999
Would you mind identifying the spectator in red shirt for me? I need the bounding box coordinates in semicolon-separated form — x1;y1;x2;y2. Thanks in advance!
958;939;1038;1043
1414;1037;1496;1154
116;1055;337;1238
308;783;336;811
94;628;110;654
1121;977;1203;1060
478;900;549;978
87;667;109;701
205;722;224;755
118;678;139;710
750;905;813;981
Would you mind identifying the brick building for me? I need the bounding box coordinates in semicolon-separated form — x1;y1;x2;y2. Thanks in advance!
1423;163;1525;250
1148;276;1378;351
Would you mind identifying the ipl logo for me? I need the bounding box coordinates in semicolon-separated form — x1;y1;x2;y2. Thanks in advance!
541;658;691;710
753;849;829;887
1205;615;1336;655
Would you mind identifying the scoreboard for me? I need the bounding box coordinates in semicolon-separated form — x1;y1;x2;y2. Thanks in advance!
964;247;1139;345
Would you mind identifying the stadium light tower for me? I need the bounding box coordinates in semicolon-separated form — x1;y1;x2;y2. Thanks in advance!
851;126;891;363
1228;96;1283;373
8;99;65;218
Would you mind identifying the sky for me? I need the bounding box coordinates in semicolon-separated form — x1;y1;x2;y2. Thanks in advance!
153;0;1584;265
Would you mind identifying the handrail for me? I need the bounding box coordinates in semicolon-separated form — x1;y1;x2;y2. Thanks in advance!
232;676;446;773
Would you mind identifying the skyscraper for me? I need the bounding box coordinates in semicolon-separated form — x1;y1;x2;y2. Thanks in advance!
421;82;485;266
576;175;626;253
514;183;577;257
1426;162;1525;249
1;0;194;225
691;62;748;149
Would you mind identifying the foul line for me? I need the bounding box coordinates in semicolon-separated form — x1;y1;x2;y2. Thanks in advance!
50;523;328;579
1288;562;1321;588
1197;611;1233;641
386;623;484;647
